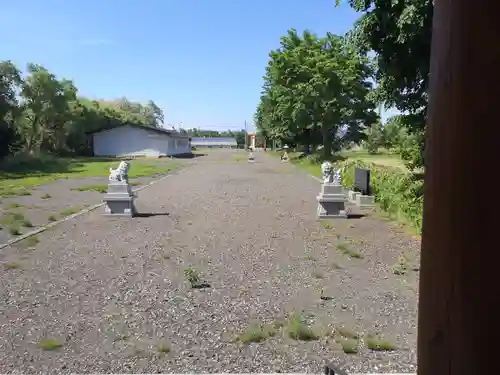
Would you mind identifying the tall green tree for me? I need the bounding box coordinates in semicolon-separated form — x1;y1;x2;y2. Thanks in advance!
339;0;433;168
0;61;22;158
256;29;376;158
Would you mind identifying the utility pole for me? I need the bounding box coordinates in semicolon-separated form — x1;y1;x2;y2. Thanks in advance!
244;120;248;149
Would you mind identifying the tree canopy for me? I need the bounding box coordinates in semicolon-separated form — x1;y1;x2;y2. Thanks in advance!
0;61;166;158
255;29;377;159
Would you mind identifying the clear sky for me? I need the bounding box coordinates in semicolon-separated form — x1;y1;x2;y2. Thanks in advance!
1;0;393;132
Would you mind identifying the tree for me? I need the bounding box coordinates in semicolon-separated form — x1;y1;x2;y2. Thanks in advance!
339;0;433;169
256;29;377;158
0;61;22;158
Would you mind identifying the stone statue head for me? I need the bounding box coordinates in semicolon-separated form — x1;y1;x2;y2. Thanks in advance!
321;161;334;183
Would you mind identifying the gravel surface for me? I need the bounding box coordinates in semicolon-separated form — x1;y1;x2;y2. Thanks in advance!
0;150;420;374
0;159;189;245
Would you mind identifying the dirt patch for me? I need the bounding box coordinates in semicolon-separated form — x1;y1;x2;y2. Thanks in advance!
0;151;418;373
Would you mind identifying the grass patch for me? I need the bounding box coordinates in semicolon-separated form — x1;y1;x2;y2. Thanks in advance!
339;338;359;354
39;338;63;351
236;323;278;344
157;343;170;353
59;206;81;217
336;326;359;339
286;313;319;341
320;221;332;230
1;211;25;225
336;243;363;259
9;226;21;235
22;236;40;247
4;262;21;269
231;154;247;162
40;193;52;199
47;214;58;222
0;153;180;195
71;184;108;193
365;334;396;351
392;255;409;275
7;202;22;209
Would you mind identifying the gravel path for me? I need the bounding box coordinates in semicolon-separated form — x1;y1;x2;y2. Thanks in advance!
0;159;189;245
0;150;419;374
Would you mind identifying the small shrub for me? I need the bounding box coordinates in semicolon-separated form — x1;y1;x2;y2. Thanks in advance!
183;267;209;288
25;236;40;247
392;255;409;275
41;193;52;199
286;313;318;341
48;215;58;222
320;221;332;230
39;338;62;351
21;218;33;228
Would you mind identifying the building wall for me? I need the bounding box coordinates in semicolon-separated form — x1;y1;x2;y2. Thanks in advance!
92;125;190;157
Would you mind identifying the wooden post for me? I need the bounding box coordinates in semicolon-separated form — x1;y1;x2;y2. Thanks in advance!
418;0;498;374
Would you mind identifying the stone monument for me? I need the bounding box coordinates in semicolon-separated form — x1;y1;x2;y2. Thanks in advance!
103;161;137;217
281;145;289;162
316;162;347;219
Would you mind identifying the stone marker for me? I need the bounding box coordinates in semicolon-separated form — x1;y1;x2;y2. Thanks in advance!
351;167;375;208
103;161;137;217
316;162;347;219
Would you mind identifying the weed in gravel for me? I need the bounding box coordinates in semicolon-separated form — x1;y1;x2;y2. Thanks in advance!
39;338;62;350
7;202;22;209
21;218;33;227
47;215;58;222
1;211;25;225
60;206;81;217
365;334;396;351
20;236;40;248
157;343;171;353
4;262;21;270
336;243;363;259
303;254;316;261
237;323;277;344
340;338;359;354
392;255;409;275
311;270;324;279
183;267;210;288
336;326;359;339
329;262;342;270
41;193;52;199
286;313;318;341
71;184;108;193
320;221;332;230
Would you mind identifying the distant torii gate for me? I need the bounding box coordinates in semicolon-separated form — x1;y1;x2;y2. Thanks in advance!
418;1;497;374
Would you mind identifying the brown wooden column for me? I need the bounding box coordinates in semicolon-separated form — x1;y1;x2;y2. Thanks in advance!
418;0;499;374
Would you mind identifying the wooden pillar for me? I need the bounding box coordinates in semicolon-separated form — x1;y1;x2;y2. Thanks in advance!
418;0;498;374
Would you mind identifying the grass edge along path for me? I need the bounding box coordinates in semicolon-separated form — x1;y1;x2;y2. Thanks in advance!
267;150;422;237
0;154;181;197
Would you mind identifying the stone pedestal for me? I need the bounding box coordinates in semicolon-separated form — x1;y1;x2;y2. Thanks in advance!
355;194;375;208
248;152;255;163
348;190;361;204
316;183;348;219
103;181;137;217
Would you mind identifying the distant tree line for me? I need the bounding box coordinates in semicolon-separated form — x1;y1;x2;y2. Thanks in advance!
179;128;247;146
0;61;165;159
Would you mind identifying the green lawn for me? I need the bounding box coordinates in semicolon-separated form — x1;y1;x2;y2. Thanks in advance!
270;148;406;176
0;155;180;197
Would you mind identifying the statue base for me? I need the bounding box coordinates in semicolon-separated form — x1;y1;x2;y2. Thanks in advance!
248;152;255;163
316;183;347;219
103;181;137;217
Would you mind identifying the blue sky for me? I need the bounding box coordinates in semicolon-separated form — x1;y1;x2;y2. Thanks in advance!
1;0;395;132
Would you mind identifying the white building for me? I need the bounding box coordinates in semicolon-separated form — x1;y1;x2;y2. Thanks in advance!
190;137;237;148
89;124;191;158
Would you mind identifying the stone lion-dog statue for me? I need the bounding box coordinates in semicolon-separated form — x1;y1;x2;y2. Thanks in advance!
109;161;130;182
